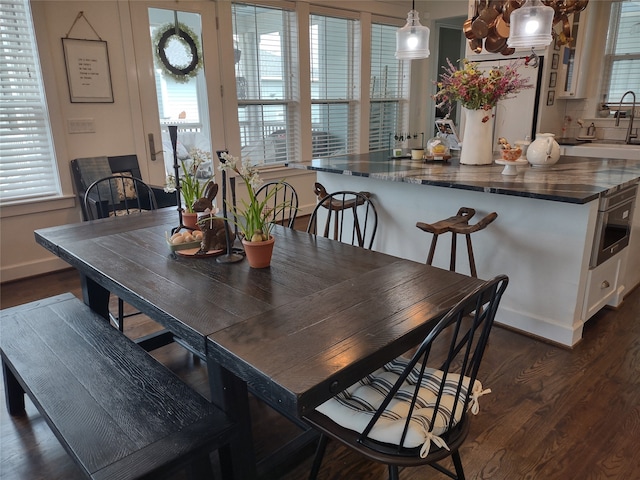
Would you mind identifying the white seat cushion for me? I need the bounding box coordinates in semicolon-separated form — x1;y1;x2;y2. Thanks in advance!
315;357;490;457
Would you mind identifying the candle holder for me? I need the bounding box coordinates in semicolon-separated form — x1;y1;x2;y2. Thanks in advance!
216;150;244;264
169;125;186;235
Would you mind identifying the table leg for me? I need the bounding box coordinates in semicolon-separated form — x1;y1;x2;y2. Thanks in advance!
80;274;110;321
208;360;258;480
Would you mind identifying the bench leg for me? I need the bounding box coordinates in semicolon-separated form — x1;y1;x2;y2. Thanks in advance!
2;360;25;416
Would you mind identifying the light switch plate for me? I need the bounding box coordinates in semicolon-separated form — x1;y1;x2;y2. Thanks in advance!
67;118;95;134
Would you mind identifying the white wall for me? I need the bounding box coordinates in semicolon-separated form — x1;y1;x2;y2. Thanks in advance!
1;1;140;283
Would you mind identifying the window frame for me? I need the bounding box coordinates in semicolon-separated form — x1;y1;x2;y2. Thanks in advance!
368;19;410;152
600;1;640;107
231;2;299;166
309;11;361;158
0;0;62;206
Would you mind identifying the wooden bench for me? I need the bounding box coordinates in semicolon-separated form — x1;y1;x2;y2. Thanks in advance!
1;293;236;480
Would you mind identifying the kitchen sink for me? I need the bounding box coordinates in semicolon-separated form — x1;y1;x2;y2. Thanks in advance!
587;139;639;146
562;141;640;160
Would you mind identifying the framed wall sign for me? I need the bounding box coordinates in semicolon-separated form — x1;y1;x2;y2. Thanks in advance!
547;90;555;106
62;38;113;103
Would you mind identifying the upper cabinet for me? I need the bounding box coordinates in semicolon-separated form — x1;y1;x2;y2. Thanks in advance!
555;6;592;99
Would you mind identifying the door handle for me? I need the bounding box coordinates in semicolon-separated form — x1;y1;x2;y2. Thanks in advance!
148;133;164;162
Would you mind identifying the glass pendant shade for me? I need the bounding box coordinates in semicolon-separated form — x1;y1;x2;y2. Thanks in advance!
395;9;430;60
507;0;554;49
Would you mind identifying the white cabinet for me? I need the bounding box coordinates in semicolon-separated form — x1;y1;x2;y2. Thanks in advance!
623;191;640;292
555;7;592;99
582;254;624;321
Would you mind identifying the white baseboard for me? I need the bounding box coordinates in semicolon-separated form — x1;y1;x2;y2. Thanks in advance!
1;257;70;283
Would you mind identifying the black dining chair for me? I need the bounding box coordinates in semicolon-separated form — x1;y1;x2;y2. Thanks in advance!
255;180;299;229
307;184;378;249
83;174;158;221
83;175;158;331
303;274;509;480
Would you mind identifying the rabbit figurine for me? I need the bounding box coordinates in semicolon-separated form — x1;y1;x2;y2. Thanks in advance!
191;183;227;254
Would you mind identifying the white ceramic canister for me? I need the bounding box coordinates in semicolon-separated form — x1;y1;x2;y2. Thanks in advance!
411;148;425;160
526;133;560;167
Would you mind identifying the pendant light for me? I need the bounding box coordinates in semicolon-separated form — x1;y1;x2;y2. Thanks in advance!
507;0;555;49
395;0;430;60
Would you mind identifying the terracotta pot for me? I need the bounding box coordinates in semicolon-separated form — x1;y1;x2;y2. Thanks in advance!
182;212;200;231
242;236;275;268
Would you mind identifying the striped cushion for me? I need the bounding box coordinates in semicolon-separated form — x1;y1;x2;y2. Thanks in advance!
315;357;490;458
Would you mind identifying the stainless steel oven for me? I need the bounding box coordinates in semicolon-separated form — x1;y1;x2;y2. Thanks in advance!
590;184;637;268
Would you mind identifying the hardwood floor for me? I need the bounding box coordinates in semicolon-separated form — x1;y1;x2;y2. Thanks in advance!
2;253;639;479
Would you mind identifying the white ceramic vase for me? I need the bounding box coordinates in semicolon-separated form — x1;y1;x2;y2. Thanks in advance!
460;108;494;165
527;133;560;167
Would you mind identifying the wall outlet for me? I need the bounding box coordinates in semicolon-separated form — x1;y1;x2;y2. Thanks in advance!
67;118;95;134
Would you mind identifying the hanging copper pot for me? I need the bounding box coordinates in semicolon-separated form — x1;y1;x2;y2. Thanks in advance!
494;14;510;38
472;0;498;39
485;30;507;53
574;0;589;12
469;37;483;54
502;0;520;24
557;14;572;45
464;0;480;39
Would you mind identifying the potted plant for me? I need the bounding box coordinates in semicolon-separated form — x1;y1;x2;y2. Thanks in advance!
164;148;213;229
218;152;289;268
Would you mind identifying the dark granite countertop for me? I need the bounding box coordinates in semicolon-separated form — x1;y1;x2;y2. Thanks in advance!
287;150;640;204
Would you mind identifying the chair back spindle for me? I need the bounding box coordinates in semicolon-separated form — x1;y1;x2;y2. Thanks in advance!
307;186;378;249
83;175;158;220
255;181;299;229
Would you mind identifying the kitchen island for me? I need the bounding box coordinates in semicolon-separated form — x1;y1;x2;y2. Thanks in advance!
288;152;640;347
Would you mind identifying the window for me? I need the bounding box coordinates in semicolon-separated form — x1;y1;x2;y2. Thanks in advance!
369;22;409;151
601;1;640;106
309;13;360;157
232;3;298;165
0;0;60;203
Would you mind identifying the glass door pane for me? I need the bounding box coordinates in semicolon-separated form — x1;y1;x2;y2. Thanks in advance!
148;8;212;178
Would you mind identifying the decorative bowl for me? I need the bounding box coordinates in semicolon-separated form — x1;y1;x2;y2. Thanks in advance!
166;230;203;252
500;147;522;161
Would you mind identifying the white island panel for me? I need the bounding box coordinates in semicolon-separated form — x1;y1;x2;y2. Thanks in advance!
317;172;600;347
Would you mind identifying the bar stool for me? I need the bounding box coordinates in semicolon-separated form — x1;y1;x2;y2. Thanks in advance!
416;207;498;278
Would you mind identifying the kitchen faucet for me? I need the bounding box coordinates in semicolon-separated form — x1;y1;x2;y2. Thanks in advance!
615;90;637;144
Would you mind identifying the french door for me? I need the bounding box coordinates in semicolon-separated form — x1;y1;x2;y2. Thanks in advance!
128;1;228;187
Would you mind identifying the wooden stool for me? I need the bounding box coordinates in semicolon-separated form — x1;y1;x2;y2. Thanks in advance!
416;207;498;278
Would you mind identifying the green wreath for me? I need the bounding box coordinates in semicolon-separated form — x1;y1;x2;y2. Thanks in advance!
153;22;202;83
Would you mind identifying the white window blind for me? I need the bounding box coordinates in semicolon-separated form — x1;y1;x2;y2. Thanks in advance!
369;22;409;151
232;3;298;165
601;1;640;106
0;0;59;203
309;14;359;157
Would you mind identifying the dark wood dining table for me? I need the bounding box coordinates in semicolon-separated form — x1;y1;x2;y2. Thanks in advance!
34;207;485;479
